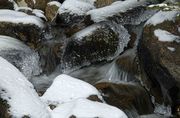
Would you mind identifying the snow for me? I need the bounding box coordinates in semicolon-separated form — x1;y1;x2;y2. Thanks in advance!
0;57;50;118
167;47;175;52
48;1;61;7
59;0;95;15
87;0;148;22
0;35;29;50
0;9;44;28
74;24;101;40
154;29;180;42
51;99;128;118
145;10;179;26
32;9;47;20
148;3;168;8
41;74;102;106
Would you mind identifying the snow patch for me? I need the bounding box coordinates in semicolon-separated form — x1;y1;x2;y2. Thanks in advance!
87;0;148;22
0;9;44;28
145;10;179;26
41;74;101;106
48;1;61;7
32;9;47;20
0;57;50;118
59;0;95;15
167;47;175;52
51;99;128;118
0;35;29;50
154;29;180;42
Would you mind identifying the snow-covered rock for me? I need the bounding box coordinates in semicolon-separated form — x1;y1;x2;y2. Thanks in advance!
0;9;45;47
51;99;128;118
139;8;180;106
87;0;154;23
0;57;50;118
41;74;102;106
0;9;44;27
56;0;95;27
62;22;130;71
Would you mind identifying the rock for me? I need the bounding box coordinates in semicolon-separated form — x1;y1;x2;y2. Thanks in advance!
0;10;45;48
15;0;50;10
0;0;14;9
94;0;113;8
95;82;154;117
87;0;157;24
41;74;102;106
45;1;61;22
138;9;180;105
62;22;130;71
0;98;10;118
56;0;95;36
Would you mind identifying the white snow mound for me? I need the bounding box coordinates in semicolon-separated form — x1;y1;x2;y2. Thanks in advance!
51;99;128;118
0;57;50;118
0;9;44;28
41;74;102;105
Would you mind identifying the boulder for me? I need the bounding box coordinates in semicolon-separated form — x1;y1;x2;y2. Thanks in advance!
0;10;45;48
15;0;50;10
87;0;157;25
95;82;154;117
138;9;180;105
62;22;130;71
56;0;95;36
45;1;61;22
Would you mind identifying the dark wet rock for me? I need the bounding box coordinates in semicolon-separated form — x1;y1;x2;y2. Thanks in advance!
138;10;180;105
87;95;102;102
95;82;154;117
0;23;43;48
0;0;14;9
62;22;130;71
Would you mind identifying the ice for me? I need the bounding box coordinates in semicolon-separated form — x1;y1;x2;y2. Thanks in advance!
154;29;180;42
0;35;42;79
51;99;128;118
41;74;102;106
0;57;50;118
0;9;44;28
145;10;179;26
